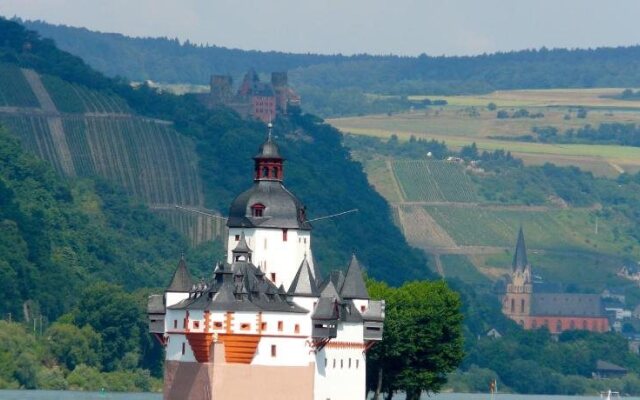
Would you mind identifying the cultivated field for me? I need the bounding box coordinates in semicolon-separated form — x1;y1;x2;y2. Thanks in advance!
340;88;640;288
408;88;640;109
392;160;477;202
329;88;640;177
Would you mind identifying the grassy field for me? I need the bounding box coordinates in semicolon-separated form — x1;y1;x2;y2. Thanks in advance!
423;205;629;254
408;88;640;109
329;88;640;177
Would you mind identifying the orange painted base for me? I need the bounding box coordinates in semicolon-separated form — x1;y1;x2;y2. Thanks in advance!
163;342;315;400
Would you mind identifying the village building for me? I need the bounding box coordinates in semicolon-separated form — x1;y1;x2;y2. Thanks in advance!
501;228;609;334
201;69;300;123
148;126;384;400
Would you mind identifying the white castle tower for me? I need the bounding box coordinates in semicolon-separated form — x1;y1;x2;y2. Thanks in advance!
226;125;314;289
148;127;385;400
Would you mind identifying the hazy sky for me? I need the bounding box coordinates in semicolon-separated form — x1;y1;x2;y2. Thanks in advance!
2;0;640;56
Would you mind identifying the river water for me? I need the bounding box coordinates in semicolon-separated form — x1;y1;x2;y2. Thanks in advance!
0;391;638;400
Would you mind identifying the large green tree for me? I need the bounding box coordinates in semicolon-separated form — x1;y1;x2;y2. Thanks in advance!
367;280;465;400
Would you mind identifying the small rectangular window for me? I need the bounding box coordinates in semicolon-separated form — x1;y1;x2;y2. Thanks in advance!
271;345;277;357
333;359;336;368
278;321;283;331
261;322;267;331
193;321;200;329
361;305;366;312
271;272;276;282
294;324;300;334
173;320;177;329
181;342;185;355
341;359;343;369
183;319;187;329
235;234;240;241
356;360;359;369
282;229;288;241
240;323;250;331
349;358;352;368
214;321;223;329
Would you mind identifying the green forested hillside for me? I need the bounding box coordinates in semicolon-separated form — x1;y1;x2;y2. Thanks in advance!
0;128;185;318
20;18;640;116
0;17;427;286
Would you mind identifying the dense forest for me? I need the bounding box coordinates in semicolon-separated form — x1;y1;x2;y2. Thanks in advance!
21;18;640;116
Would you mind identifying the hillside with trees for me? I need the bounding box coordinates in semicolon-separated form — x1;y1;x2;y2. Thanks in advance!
0;17;427;286
20;18;640;116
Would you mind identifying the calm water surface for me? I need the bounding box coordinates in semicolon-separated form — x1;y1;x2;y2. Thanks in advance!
1;391;639;400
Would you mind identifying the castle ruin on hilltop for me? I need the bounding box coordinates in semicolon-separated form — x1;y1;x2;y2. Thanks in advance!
199;70;300;123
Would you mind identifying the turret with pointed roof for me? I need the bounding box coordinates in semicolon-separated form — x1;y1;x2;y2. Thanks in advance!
166;254;194;292
340;254;370;300
232;231;252;262
288;256;319;297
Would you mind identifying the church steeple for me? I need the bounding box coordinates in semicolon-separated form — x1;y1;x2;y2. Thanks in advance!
512;226;529;272
253;123;284;181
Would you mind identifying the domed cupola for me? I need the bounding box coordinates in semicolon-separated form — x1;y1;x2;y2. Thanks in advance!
253;123;284;182
227;125;312;230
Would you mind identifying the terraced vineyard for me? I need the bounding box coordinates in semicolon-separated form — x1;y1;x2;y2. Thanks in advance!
0;64;39;107
424;205;620;253
41;75;131;114
392;160;477;202
0;67;222;244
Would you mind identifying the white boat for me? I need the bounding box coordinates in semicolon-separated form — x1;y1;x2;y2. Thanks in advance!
600;390;621;400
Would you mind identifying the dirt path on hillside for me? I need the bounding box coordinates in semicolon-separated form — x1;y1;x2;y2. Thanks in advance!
22;69;76;177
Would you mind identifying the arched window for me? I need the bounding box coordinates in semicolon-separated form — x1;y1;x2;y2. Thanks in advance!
272;167;278;178
510;298;515;313
262;166;269;178
520;299;525;313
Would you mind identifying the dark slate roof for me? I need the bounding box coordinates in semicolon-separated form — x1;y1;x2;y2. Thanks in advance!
288;256;319;297
533;282;563;293
311;297;339;321
362;300;385;322
596;360;627;372
512;227;529;272
166;256;194;292
340;255;370;300
169;259;307;314
254;134;282;160
227;181;312;230
531;293;605;317
340;300;364;323
319;279;340;299
253;82;275;97
232;231;252;254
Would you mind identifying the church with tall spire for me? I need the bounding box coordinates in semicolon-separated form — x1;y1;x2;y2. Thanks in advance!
502;228;608;334
148;124;385;400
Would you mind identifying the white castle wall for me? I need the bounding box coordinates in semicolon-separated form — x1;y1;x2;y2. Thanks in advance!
227;227;313;290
